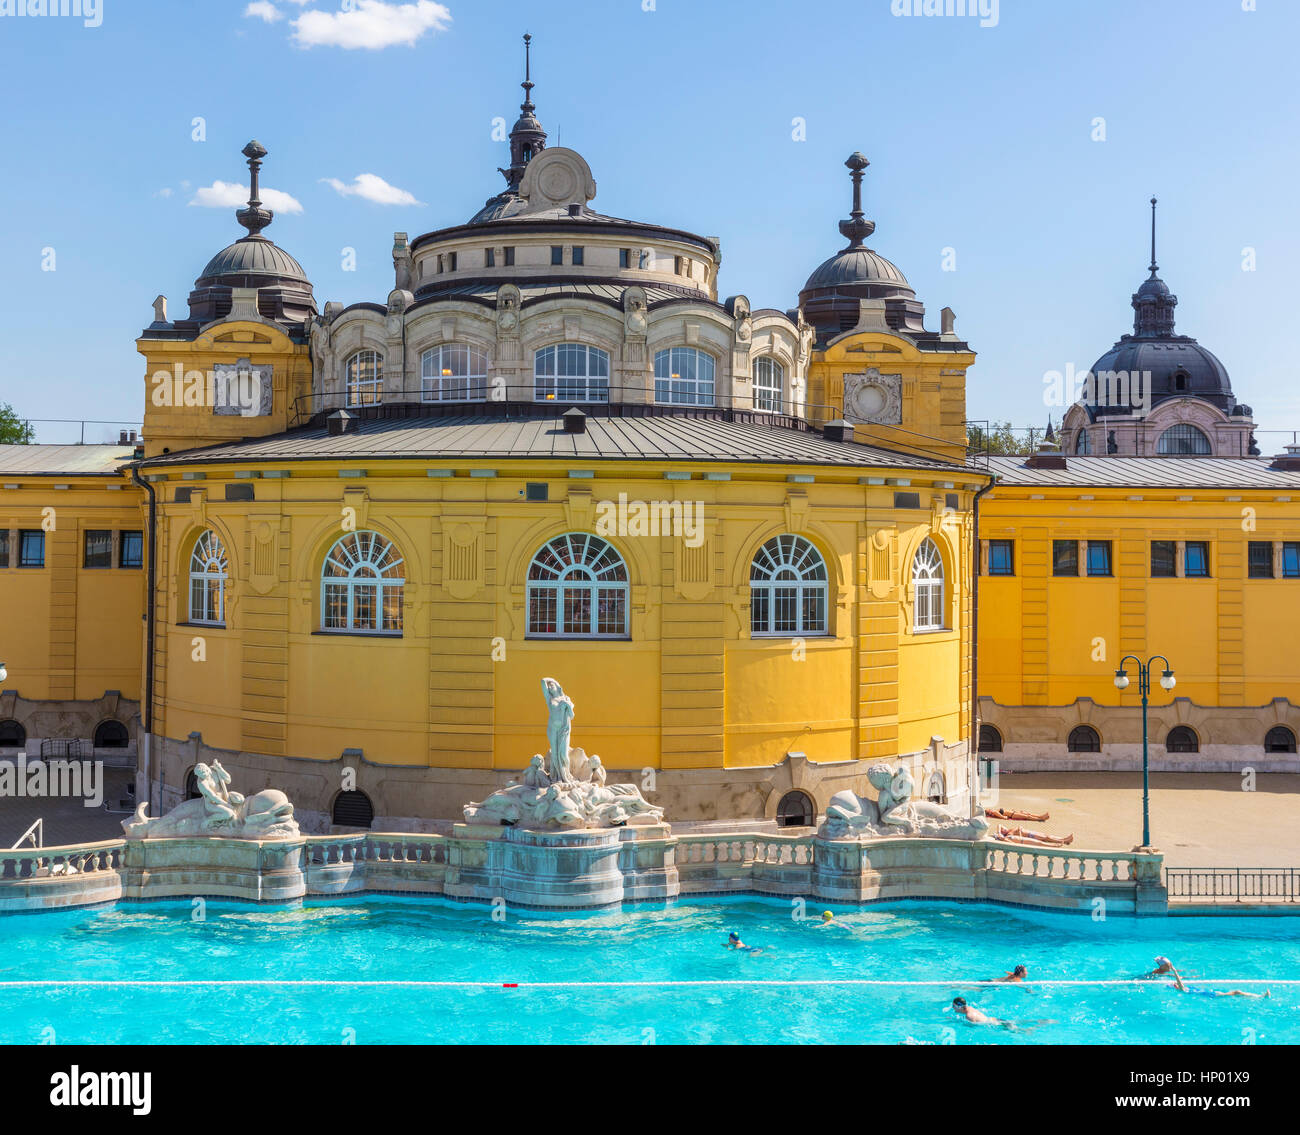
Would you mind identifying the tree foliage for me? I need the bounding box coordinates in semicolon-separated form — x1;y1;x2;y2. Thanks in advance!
967;421;1043;456
0;403;34;445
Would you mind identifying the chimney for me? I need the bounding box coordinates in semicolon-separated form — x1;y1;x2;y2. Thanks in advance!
1270;444;1300;472
562;407;587;434
1024;435;1068;470
822;418;855;443
327;409;355;437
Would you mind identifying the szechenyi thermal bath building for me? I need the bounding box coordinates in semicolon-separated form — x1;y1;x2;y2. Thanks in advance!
1;47;1297;832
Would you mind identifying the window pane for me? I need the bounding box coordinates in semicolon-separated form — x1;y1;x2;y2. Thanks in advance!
120;531;143;568
988;540;1014;576
562;587;591;635
1151;541;1176;577
83;530;112;569
1086;540;1111;576
324;583;349;629
0;529;8;568
1248;542;1273;578
1052;540;1077;576
1185;542;1210;577
19;530;44;568
1284;543;1300;579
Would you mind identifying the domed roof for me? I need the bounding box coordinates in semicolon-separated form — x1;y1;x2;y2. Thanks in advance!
468;192;529;224
802;246;914;297
1090;337;1233;410
198;236;309;284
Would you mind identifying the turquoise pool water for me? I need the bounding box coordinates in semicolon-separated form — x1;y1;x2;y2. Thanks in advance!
0;898;1295;1044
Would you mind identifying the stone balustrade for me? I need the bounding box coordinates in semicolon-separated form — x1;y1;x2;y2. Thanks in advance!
0;830;1167;915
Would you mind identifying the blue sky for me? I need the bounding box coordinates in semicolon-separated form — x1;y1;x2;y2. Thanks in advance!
2;0;1298;446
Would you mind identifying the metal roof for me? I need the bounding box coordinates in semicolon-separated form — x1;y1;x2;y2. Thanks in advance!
982;454;1300;490
0;445;134;476
140;412;970;474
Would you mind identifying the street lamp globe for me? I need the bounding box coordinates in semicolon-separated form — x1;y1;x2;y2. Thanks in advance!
1159;669;1176;691
0;662;7;684
1113;669;1130;690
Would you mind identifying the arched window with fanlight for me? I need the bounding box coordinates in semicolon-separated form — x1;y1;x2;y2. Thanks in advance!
527;533;629;638
912;538;945;632
753;357;784;413
1157;423;1211;456
978;724;1003;753
1265;726;1296;754
750;535;829;636
189;530;229;626
345;349;383;407
1166;725;1199;753
534;344;610;403
321;531;405;633
422;343;489;402
655;347;715;406
775;790;815;828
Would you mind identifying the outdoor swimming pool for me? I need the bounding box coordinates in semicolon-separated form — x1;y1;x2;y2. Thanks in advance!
0;898;1294;1044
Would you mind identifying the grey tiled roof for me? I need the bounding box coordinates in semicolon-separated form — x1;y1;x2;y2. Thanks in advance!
0;445;135;476
982;454;1300;489
141;413;971;474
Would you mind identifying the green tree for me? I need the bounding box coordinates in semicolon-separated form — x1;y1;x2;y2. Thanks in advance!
967;420;1042;457
0;403;34;445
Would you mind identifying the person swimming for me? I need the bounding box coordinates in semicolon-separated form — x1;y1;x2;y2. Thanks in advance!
1167;963;1269;999
725;931;762;953
996;964;1028;983
952;996;1054;1030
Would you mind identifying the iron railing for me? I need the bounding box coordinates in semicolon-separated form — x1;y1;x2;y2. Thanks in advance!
1165;867;1300;903
38;739;92;760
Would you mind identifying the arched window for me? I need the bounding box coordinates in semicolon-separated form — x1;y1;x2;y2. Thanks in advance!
1166;725;1199;753
534;344;610;403
753;357;784;413
184;769;201;800
345;349;383;407
333;790;375;829
655;347;715;406
1068;725;1101;752
189;530;229;626
422;343;489;402
93;720;130;748
978;724;1003;753
0;720;25;749
750;535;829;636
321;531;405;633
527;533;629;638
1265;726;1297;754
775;790;815;828
912;538;945;632
1075;430;1091;455
1157;423;1211;456
1173;371;1188;392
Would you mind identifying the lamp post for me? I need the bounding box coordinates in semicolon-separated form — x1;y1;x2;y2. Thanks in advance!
1113;655;1176;849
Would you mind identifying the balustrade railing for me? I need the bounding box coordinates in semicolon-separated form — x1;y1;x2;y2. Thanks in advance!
1165;868;1299;903
0;839;124;881
983;842;1136;883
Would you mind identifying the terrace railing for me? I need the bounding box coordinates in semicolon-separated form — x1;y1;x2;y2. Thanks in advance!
0;839;124;881
983;842;1137;883
1165;867;1300;903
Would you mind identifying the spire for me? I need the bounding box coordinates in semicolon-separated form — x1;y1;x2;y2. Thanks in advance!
1045;416;1056;443
838;152;875;249
1131;195;1177;337
499;33;547;192
236;140;273;241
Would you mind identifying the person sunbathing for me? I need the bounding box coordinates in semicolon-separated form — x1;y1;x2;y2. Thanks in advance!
984;807;1050;822
997;824;1073;847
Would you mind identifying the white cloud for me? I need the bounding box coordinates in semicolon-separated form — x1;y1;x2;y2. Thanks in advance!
292;0;451;50
189;181;304;214
155;187;173;198
321;173;424;206
244;1;282;22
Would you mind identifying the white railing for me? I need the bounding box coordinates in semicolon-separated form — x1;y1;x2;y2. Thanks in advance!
982;841;1137;883
10;818;42;850
0;839;124;881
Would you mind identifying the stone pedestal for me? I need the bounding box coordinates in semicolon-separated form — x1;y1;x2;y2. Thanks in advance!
444;822;678;909
812;836;986;903
120;837;305;902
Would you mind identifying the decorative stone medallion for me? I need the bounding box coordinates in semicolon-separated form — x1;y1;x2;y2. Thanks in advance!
843;369;902;425
213;358;273;417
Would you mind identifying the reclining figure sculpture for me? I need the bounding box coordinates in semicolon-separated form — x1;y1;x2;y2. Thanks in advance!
123;760;300;840
822;762;988;840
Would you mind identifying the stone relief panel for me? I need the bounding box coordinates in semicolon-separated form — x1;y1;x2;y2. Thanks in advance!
843;368;902;425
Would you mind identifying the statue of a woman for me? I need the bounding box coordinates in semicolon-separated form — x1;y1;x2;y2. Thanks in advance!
541;677;575;784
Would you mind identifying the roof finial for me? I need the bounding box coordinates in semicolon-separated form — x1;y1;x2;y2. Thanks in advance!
237;140;273;241
838;152;875;249
1149;195;1158;276
521;32;535;112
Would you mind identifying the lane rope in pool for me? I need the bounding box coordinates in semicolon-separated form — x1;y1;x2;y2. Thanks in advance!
0;978;1289;989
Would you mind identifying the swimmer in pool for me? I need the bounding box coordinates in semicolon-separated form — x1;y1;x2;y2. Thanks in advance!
725;931;762;953
951;997;1012;1028
815;910;835;927
1168;964;1269;999
996;964;1028;983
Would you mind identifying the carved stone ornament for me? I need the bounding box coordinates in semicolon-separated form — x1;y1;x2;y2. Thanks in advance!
843;369;903;425
212;358;273;417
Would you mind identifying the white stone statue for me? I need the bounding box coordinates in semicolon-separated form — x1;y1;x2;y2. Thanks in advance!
124;760;300;840
823;762;987;841
542;677;575;784
464;681;665;831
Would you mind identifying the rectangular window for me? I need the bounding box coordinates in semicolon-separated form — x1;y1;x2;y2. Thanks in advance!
1052;539;1078;576
485;248;495;268
1151;540;1176;577
1086;540;1112;577
571;246;584;266
0;529;8;568
619;248;630;268
83;529;112;569
1248;541;1274;578
120;530;144;569
674;255;684;274
638;248;650;269
436;255;444;274
551;246;563;266
893;491;921;510
504;246;515;267
988;540;1014;576
1185;541;1210;577
19;530;44;568
447;252;457;271
1284;542;1300;579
